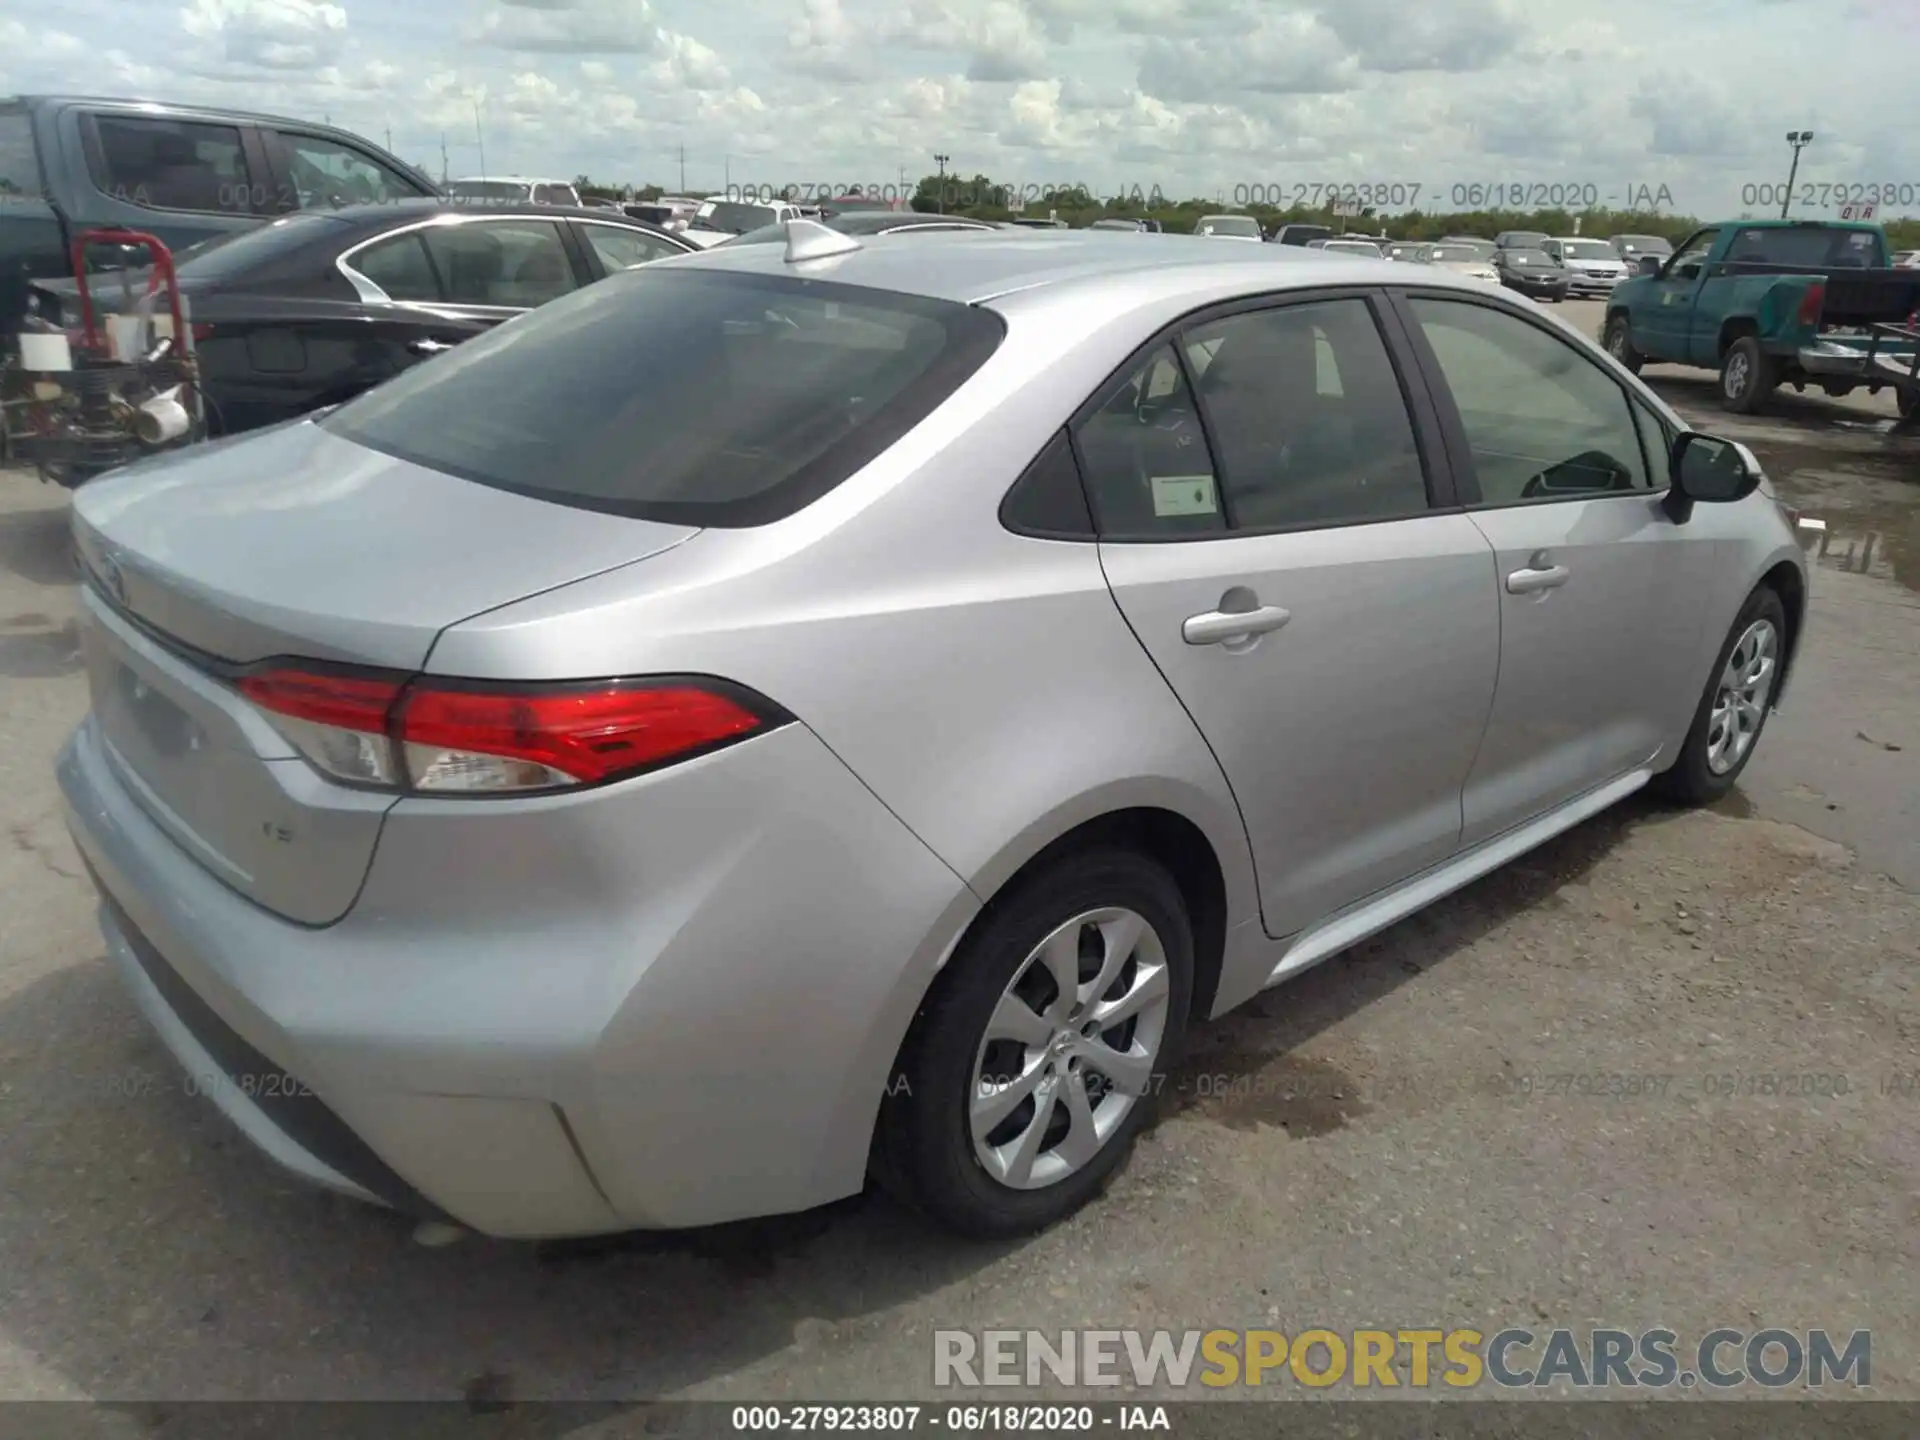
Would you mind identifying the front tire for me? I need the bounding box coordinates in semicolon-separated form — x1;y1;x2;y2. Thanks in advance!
876;849;1194;1238
1604;314;1642;371
1719;336;1778;414
1654;586;1788;805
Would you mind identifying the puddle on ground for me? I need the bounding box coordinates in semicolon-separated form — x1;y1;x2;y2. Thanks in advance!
1746;442;1920;595
1159;1044;1366;1137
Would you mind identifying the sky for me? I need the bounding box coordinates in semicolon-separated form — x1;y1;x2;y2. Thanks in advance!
4;0;1919;218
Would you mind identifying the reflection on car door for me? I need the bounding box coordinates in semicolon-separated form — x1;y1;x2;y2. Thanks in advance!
1396;291;1717;845
1086;292;1501;940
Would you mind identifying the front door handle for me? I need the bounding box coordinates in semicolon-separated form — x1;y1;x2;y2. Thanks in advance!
1183;605;1291;645
1506;565;1570;595
408;338;456;356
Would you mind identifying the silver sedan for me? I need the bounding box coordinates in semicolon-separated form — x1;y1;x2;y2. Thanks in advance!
60;223;1806;1240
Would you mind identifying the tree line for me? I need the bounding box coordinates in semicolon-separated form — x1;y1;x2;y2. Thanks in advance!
567;172;1920;250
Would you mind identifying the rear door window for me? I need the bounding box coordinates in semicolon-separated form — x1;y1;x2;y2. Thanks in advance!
349;231;442;302
1181;298;1429;530
420;220;575;307
1726;226;1881;268
90;115;254;213
321;268;1006;525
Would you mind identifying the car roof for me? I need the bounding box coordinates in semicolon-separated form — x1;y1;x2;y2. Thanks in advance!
314;200;684;236
672;228;1494;307
12;92;353;133
447;176;574;186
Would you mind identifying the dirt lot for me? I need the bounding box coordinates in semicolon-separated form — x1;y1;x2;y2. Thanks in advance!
0;318;1915;1406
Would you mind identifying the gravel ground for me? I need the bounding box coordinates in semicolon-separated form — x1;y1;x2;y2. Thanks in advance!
0;319;1915;1407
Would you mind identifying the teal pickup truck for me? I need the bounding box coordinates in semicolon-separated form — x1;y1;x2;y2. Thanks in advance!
1602;219;1920;418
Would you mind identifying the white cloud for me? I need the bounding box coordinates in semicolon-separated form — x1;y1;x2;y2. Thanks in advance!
474;0;665;53
178;0;348;71
2;0;1911;218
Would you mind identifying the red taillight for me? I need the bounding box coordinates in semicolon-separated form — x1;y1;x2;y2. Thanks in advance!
191;322;216;342
238;665;781;795
1797;282;1825;328
239;667;401;733
396;682;769;791
239;666;406;787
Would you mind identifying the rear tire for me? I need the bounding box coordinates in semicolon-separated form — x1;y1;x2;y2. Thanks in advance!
1719;336;1778;414
875;849;1194;1239
1899;389;1919;423
1604;314;1642;372
1653;586;1788;805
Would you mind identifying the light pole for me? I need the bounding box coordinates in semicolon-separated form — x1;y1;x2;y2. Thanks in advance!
472;99;487;180
1782;131;1813;218
934;153;949;213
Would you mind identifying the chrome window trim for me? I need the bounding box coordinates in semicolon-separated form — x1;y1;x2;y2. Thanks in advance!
335;211;670;306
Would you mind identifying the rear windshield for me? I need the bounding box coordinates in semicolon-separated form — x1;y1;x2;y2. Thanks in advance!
322;268;1006;526
447;181;527;201
1555;239;1615;260
693;201;779;235
1725;227;1882;268
1198;216;1261;237
174;213;343;282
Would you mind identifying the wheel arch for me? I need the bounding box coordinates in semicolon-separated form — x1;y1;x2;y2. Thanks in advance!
854;783;1255;1189
1718;315;1761;360
965;805;1235;1022
1759;556;1807;701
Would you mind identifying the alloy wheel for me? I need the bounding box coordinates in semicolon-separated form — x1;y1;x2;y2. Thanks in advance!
1707;619;1778;774
969;907;1171;1190
1724;350;1752;400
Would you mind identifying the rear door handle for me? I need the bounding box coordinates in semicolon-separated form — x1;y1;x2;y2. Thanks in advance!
1183;605;1291;645
408;338;456;355
1506;565;1570;595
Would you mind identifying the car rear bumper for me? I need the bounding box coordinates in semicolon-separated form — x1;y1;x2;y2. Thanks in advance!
60;712;978;1236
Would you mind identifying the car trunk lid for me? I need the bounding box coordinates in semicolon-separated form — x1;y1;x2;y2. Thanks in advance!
71;419;698;922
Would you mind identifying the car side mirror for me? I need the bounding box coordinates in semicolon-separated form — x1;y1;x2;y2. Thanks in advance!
1664;432;1762;523
1638;255;1663;276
